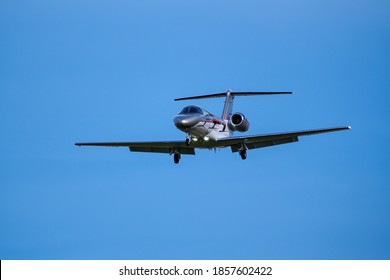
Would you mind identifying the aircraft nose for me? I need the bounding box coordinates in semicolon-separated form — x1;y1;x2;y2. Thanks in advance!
173;115;200;129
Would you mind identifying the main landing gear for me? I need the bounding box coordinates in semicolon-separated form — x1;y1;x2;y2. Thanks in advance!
174;153;181;164
239;150;247;160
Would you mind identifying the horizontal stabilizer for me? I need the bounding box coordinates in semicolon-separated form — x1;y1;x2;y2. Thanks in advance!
175;91;292;101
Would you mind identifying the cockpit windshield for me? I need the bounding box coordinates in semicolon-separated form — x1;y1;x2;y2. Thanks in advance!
178;106;204;115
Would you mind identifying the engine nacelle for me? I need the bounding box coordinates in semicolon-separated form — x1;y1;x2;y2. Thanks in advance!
228;112;250;132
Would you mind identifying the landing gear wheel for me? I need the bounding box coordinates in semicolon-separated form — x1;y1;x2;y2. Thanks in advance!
239;150;247;160
185;138;191;146
174;153;181;164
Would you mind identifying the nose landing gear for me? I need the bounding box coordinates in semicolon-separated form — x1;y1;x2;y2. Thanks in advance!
185;133;193;146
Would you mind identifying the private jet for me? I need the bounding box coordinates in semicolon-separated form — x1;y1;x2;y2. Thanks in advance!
75;89;351;164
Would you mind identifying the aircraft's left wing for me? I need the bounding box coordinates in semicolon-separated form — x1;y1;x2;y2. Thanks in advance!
75;141;195;154
216;126;351;152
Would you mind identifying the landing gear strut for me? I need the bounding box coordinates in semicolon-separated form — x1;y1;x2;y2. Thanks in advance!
174;153;181;164
185;134;193;146
239;150;247;160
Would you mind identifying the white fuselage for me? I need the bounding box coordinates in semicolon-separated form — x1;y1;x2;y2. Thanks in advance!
173;105;231;148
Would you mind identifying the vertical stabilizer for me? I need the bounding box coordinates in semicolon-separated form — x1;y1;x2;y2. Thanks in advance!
221;89;234;120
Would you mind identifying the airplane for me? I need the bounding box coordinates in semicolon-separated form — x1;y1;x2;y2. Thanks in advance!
75;89;351;164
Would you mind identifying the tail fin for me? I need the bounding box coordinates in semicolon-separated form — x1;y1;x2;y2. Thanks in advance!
222;89;234;120
175;89;293;120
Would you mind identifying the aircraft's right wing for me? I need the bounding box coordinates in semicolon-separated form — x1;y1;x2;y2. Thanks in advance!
75;141;195;154
216;126;351;152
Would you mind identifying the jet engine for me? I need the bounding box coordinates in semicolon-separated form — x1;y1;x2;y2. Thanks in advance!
228;112;250;132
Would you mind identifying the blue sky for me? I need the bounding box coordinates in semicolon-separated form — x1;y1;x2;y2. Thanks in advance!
1;0;389;259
